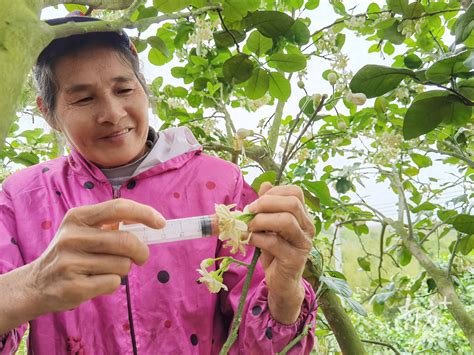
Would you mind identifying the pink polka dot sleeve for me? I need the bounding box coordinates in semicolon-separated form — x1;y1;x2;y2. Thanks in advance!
0;185;29;353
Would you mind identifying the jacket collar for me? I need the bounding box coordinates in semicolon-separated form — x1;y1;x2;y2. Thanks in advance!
67;126;202;183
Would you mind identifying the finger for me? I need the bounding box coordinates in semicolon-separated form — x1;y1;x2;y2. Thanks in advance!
61;227;149;265
247;195;313;233
74;254;133;277
257;184;305;203
250;232;306;269
84;274;122;297
69;199;166;229
258;182;273;196
248;212;311;251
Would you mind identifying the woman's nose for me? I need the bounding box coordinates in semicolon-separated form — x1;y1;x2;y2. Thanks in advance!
96;95;127;124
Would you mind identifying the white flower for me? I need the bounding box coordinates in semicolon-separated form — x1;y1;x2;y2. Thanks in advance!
395;87;410;101
215;204;250;255
236;128;254;139
197;267;228;293
328;72;337;86
345;92;367;105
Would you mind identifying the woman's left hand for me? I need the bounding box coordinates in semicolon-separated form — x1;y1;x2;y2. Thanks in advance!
247;182;314;324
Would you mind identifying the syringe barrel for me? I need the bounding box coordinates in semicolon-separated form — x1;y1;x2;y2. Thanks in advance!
119;215;216;244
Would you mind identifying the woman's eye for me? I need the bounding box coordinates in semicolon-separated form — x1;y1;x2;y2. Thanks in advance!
118;88;133;94
73;97;93;104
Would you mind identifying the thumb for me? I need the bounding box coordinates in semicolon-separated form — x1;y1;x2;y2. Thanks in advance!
258;182;273;196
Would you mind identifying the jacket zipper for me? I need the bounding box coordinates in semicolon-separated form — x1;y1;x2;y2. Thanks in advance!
113;187;138;355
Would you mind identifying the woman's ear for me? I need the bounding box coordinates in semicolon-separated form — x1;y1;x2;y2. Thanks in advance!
36;96;61;132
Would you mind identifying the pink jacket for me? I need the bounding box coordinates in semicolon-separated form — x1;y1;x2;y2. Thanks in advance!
0;131;316;354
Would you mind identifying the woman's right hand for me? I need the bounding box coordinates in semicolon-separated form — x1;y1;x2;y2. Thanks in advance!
27;198;165;315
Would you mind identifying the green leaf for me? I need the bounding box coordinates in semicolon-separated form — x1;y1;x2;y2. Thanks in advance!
398;247;412;266
350;65;414;98
403;2;424;19
268;72;291;101
64;4;88;13
251;171;277;191
377;20;406;45
452;214;474;234
383;42;395;55
147;36;170;58
357;257;371;271
302;180;332;206
403;91;472;139
245;69;270;99
459;78;474;100
223;0;252;22
438;209;458;222
245;11;295;38
410;153;432;168
223;54;254;84
149;48;172;66
269;53;307;72
13;152;39;166
426;278;437;292
412;201;437;213
344;297;368;317
330;0;346;15
373;301;384;316
153;0;191;13
305;0;319;10
213;30;246;48
387;0;409;15
425;50;471;84
404;54;422;69
335;177;351;194
246;31;273;57
319;275;352;297
285;20;311;45
458;235;474;255
454;3;474;44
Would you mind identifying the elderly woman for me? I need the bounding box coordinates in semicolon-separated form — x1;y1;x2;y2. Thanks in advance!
0;15;316;354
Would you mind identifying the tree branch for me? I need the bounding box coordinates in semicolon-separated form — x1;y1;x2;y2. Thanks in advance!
361;339;400;355
203;143;280;172
447;234;461;279
378;224;387;287
420;147;474;169
268;99;286;158
41;0;134;10
51;6;222;40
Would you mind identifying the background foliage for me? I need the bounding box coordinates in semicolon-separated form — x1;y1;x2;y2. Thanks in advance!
2;0;474;353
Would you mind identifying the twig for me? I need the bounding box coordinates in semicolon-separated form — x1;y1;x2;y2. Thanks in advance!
220;248;261;354
447;234;461;279
378;224;387;287
217;9;240;52
277;323;313;355
124;0;145;19
361;339;400;354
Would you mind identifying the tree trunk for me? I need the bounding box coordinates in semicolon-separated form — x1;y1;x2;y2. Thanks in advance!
0;1;54;147
314;278;367;354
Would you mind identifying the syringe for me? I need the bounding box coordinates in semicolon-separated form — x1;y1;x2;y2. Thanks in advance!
119;215;219;244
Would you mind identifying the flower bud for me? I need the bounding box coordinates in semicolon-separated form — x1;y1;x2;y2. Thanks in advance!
236;128;254;139
338;120;347;131
312;93;322;108
297;80;305;89
345;92;367;106
328;72;337;86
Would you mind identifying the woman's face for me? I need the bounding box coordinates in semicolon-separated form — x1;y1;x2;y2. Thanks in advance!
52;46;149;168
